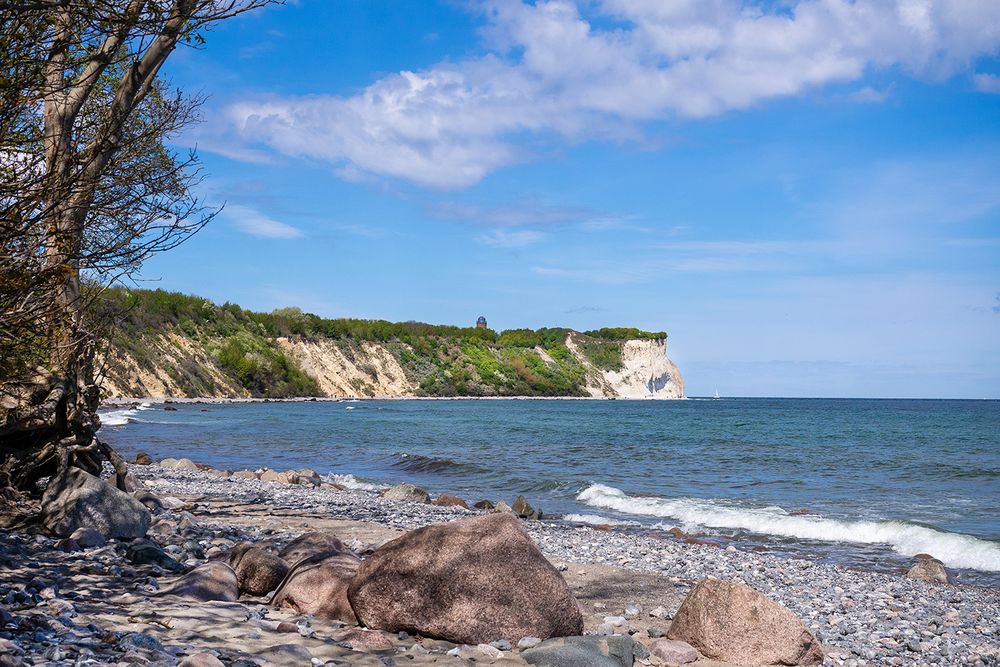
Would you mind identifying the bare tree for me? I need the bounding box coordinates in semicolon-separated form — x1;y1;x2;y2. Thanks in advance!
1;0;277;494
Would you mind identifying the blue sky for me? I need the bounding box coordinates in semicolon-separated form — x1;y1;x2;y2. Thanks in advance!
142;0;1000;398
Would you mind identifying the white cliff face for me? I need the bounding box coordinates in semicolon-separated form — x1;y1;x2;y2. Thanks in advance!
565;335;685;399
100;330;684;400
602;339;685;399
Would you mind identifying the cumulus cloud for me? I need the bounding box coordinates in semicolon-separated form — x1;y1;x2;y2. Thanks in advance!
223;0;1000;187
225;204;303;239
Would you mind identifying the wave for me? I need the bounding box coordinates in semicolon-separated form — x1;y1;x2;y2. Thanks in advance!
99;402;152;427
563;513;641;527
577;483;1000;572
391;452;487;476
325;473;383;491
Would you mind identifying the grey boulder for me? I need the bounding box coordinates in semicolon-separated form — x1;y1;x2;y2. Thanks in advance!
41;468;150;539
906;555;950;584
382;483;431;504
521;635;634;667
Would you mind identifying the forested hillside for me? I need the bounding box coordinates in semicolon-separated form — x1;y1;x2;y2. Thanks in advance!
93;288;681;399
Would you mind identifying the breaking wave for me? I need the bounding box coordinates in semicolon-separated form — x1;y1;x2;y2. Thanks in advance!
99;402;152;427
577;483;1000;572
325;473;383;491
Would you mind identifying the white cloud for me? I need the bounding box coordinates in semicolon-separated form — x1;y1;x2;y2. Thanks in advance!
477;229;545;247
839;85;894;103
428;199;610;227
973;73;1000;93
224;204;303;239
223;0;1000;187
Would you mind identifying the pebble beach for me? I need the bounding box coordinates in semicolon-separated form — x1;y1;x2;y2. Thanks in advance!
2;460;998;667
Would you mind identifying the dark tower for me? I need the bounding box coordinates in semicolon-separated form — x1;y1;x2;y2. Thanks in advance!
476;315;488;329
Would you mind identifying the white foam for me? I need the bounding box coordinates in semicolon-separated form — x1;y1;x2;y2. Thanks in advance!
563;513;641;527
577;484;1000;572
99;402;152;427
326;473;383;491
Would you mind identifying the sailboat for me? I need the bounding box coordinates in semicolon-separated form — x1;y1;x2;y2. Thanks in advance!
713;388;720;400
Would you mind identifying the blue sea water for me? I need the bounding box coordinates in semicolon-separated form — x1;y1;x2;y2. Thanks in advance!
99;398;1000;586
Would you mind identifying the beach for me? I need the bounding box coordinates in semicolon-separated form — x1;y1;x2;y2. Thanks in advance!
2;461;997;666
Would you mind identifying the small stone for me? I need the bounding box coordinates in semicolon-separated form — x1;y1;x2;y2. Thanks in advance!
490;639;512;651
69;527;107;548
650;639;699;665
624;603;642;618
649;606;670;619
512;495;541;520
518;637;542;649
597;622;616;636
477;643;503;658
178;653;225;667
119;632;163;652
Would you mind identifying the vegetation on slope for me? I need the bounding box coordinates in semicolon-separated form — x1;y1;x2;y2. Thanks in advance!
94;288;667;398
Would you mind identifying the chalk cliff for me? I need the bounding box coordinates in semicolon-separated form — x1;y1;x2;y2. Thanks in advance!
99;333;684;400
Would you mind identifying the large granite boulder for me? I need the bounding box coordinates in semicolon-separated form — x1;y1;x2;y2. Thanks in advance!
906;555;950;584
41;468;151;539
160;562;238;602
271;551;360;623
278;532;347;566
348;513;582;644
230;546;289;596
667;578;823;665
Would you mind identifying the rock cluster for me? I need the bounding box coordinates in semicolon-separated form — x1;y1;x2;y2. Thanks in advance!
4;457;995;667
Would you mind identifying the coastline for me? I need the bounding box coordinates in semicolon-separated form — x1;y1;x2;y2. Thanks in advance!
4;460;995;665
100;394;689;406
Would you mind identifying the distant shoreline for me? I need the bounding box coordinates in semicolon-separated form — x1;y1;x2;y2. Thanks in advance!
100;394;686;407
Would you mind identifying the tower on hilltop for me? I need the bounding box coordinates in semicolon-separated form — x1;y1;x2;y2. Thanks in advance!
476;315;488;329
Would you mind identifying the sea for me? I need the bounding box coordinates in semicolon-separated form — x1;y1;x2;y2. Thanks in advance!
98;398;1000;586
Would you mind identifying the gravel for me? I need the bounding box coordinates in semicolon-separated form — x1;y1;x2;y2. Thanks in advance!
1;462;996;667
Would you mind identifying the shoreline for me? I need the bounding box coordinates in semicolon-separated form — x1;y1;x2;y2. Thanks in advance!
2;461;998;665
146;465;1000;665
100;395;687;406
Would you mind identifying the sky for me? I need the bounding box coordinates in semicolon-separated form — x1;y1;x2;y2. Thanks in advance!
142;0;1000;398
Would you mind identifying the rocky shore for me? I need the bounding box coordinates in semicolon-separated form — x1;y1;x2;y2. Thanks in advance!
1;462;997;667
